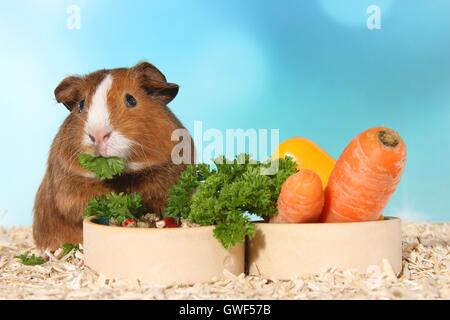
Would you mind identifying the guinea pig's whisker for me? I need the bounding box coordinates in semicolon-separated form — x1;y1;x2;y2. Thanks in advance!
53;137;75;146
130;141;150;157
72;111;87;123
68;148;82;163
128;141;153;166
132;134;167;157
52;135;80;147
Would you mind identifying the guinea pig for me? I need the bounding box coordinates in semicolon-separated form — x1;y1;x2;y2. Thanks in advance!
33;61;194;251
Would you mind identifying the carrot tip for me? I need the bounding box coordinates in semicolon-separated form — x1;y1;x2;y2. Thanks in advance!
378;130;399;147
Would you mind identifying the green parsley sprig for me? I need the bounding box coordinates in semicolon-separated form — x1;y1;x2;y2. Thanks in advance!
78;153;125;180
15;252;46;265
84;192;146;225
62;243;80;257
165;154;298;249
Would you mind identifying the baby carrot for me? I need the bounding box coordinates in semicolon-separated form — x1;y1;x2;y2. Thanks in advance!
272;169;324;223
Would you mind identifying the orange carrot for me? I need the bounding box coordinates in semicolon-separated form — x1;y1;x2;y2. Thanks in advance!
272;169;324;223
320;127;406;222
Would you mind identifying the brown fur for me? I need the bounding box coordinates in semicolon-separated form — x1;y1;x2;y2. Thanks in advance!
33;61;193;251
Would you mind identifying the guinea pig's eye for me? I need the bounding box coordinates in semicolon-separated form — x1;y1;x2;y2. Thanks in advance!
125;94;137;108
79;99;85;113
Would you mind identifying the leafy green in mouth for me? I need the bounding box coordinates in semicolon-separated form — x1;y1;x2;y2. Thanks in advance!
78;153;125;180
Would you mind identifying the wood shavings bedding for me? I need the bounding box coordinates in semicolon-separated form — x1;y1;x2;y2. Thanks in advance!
0;221;448;299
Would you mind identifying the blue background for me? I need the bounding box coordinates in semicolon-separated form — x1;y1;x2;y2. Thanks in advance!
1;0;449;226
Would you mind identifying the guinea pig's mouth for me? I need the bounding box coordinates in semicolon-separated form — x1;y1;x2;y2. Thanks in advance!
82;130;134;159
80;147;154;174
81;131;163;174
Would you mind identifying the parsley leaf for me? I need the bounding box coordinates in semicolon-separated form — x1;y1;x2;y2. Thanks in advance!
78;153;125;180
15;252;46;265
164;154;298;249
62;243;80;257
84;192;146;224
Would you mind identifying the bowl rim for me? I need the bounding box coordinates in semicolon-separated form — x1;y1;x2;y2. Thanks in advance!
83;216;215;234
253;216;400;228
84;216;400;234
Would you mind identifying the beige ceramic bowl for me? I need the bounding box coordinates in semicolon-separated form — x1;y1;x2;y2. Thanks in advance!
83;217;244;284
247;217;402;279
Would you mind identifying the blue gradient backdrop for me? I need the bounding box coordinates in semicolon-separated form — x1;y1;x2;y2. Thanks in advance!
1;0;449;226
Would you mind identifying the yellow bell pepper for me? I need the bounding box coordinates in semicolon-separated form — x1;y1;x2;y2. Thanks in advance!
273;137;335;188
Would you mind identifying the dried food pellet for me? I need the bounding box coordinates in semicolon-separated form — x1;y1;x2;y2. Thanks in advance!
136;221;150;228
142;213;158;223
122;218;137;228
109;217;120;226
155;220;166;229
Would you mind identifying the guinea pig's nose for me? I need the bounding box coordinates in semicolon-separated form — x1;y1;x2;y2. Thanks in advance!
88;129;112;145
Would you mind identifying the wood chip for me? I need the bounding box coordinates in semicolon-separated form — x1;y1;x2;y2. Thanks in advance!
0;222;448;299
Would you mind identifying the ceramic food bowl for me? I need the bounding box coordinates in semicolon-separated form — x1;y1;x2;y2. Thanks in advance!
83;217;244;284
247;217;402;279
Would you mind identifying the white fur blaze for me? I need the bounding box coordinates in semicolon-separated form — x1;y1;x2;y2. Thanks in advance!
86;74;113;134
83;73;133;158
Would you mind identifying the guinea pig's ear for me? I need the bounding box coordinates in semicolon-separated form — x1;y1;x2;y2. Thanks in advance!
133;61;179;104
54;76;84;111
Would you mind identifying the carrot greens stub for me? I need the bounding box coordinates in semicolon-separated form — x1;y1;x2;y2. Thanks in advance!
377;130;400;148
